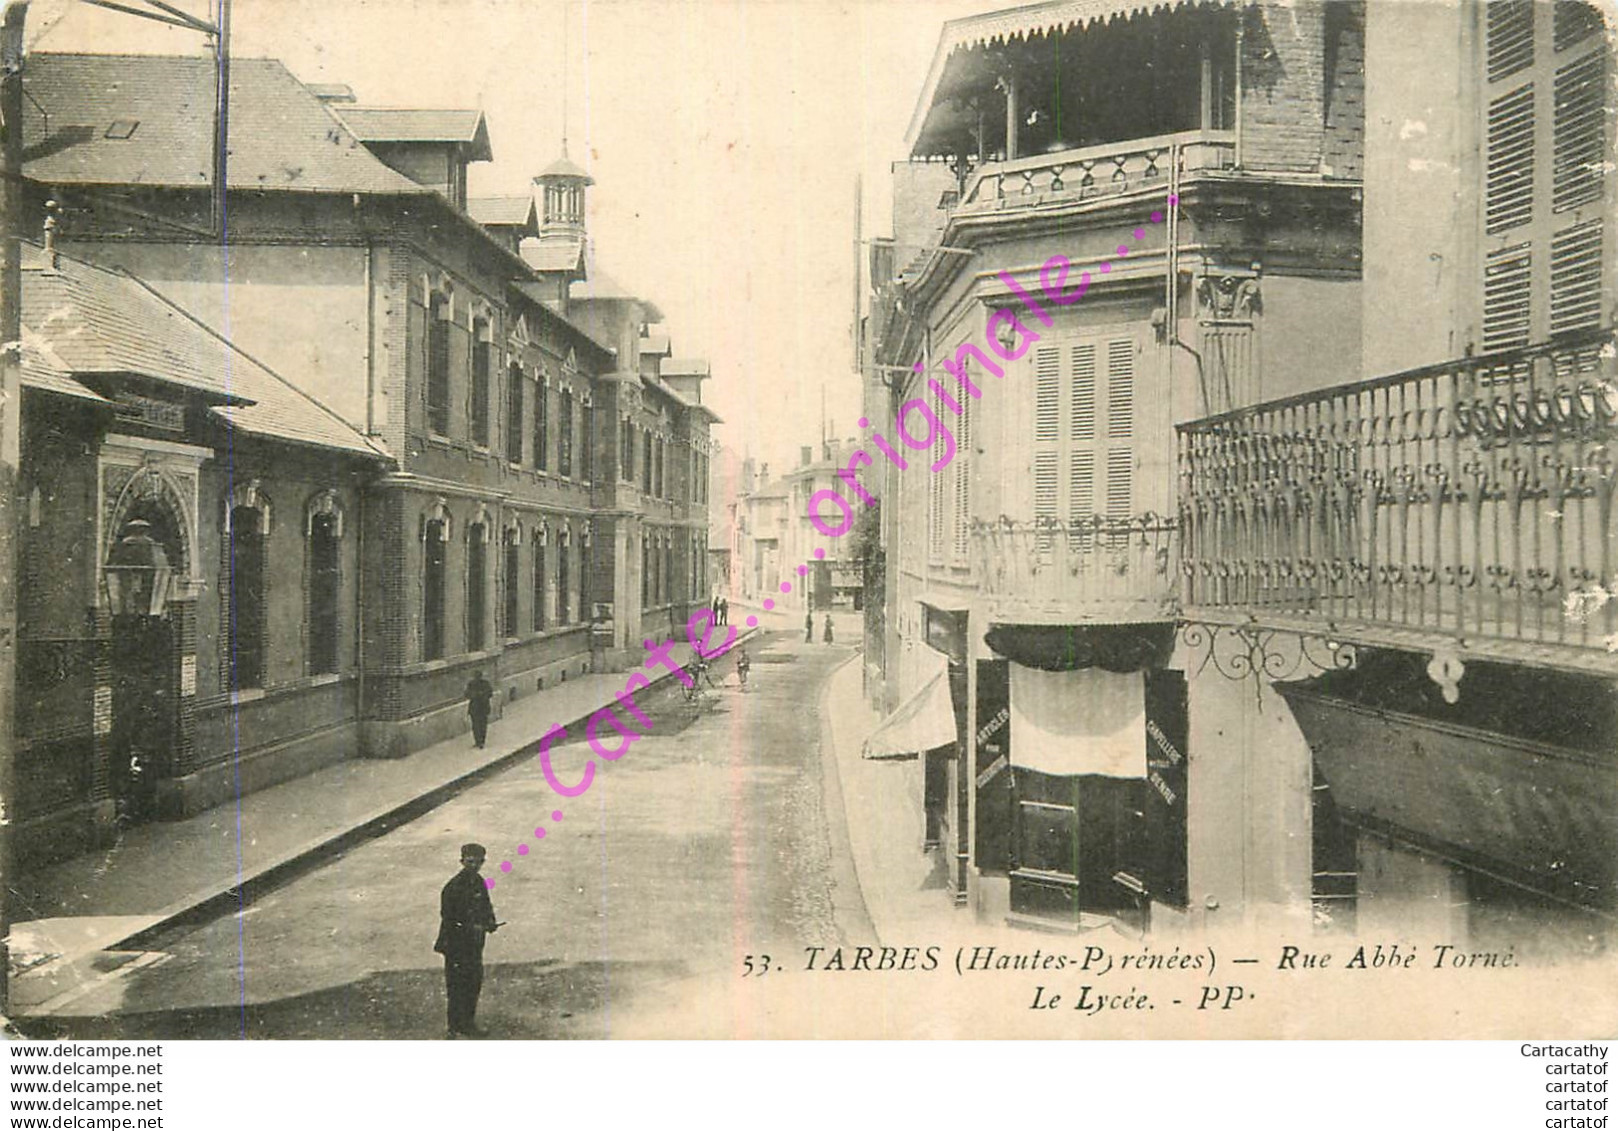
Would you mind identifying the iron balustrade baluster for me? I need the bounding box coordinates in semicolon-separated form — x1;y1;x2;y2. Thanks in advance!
1174;328;1617;661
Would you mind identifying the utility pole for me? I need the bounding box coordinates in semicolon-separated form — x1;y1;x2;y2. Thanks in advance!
0;0;28;1023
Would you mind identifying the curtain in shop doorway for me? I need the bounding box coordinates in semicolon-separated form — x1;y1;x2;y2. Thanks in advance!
1008;665;1146;778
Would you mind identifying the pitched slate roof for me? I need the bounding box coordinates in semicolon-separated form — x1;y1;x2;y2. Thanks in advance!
21;243;387;460
639;328;671;357
661;358;710;377
522;237;586;274
334;107;493;161
19;325;111;404
536;153;593;183
23;53;426;195
469;195;538;231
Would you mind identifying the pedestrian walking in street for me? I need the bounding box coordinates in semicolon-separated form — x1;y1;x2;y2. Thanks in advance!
711;593;720;623
735;645;751;690
805;609;814;644
824;614;834;644
718;597;729;626
464;670;494;749
434;843;501;1039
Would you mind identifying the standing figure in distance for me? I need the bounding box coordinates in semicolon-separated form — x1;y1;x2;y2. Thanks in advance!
804;609;814;644
464;669;494;750
434;843;500;1038
735;645;751;690
718;596;729;626
824;614;834;645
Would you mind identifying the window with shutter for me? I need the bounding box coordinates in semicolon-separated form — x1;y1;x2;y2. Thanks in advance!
1487;0;1535;82
1482;245;1533;352
1029;332;1140;552
1549;219;1604;334
1552;49;1604;213
1479;3;1611;352
1486;84;1535;234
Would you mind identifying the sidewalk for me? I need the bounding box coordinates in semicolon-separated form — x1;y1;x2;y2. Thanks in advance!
7;629;753;1016
820;652;958;943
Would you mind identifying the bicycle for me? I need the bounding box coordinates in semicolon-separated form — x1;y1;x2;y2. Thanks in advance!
682;656;722;704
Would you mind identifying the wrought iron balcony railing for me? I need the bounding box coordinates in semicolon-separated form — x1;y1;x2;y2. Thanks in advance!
955;131;1236;216
1177;329;1618;664
970;515;1179;623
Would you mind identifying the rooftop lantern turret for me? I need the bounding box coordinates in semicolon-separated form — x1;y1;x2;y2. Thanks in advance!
533;152;593;242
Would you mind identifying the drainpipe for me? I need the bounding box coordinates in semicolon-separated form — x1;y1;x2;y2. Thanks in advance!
354;484;366;747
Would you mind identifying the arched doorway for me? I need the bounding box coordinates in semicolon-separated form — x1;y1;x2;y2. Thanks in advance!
105;477;187;824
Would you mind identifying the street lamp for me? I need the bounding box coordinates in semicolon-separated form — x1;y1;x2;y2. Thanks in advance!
103;520;172;618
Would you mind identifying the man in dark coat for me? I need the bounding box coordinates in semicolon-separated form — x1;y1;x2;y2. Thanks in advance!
804;609;814;644
718;597;729;626
824;614;834;644
464;670;494;749
434;843;500;1038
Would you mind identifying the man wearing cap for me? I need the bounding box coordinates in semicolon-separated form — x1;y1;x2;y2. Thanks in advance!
434;843;500;1038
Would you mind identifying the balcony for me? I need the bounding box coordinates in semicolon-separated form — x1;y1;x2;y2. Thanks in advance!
955;131;1236;218
971;515;1179;625
1177;329;1618;673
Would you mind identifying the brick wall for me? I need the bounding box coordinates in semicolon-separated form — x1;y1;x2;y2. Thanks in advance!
1240;1;1328;173
1322;1;1367;180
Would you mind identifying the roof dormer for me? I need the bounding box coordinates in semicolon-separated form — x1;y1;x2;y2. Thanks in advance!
334;106;492;211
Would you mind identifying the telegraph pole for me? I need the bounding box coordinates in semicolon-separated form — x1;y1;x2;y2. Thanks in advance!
0;0;28;1022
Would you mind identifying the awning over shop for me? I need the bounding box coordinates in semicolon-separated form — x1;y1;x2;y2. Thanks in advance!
863;655;957;761
1009;664;1146;778
984;622;1174;673
1279;684;1618;911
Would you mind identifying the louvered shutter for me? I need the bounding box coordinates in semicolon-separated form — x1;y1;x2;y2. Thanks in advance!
1552;50;1604;213
953;388;973;560
1029;333;1138;550
1070;345;1096;440
1553;1;1605;53
1483;245;1533;352
1487;0;1535;82
1486;84;1535;234
1549;220;1604;334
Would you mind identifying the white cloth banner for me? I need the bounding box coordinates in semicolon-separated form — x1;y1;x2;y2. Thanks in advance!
1009;664;1147;778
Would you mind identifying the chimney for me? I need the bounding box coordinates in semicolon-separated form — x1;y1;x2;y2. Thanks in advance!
800;445;813;468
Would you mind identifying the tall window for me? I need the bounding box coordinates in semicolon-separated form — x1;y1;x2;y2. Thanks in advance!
580;403;594;482
663;539;674;603
467;523;488;652
559;390;575;477
424;519;447;661
308;512;340;675
655;437;665;498
532;528;547;632
503;528;521;638
641;430;653;494
427;292;451;436
642;535;651;605
557;532;571;624
621;418;635;481
227;505;267;690
471;320;491;447
506;361;524;463
534;375;549;470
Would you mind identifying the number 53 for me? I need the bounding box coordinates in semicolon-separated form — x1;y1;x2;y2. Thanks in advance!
741;954;772;976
